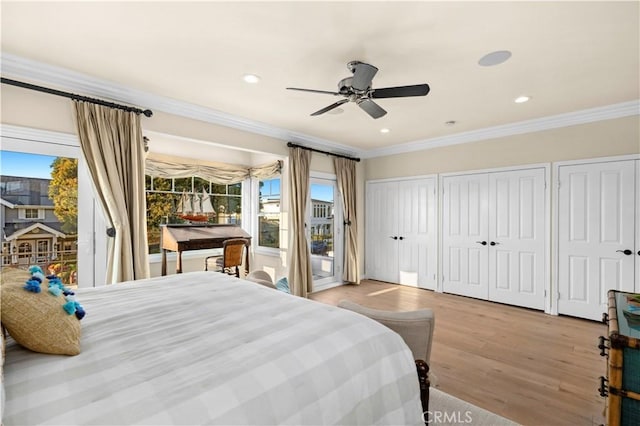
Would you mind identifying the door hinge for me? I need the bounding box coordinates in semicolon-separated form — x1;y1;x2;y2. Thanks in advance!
544;289;547;298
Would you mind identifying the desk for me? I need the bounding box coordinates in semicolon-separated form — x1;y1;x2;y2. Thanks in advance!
160;224;251;276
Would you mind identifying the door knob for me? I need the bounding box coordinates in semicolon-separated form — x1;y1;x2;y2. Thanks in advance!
616;249;633;255
490;241;500;246
399;236;404;241
390;236;398;240
476;241;487;246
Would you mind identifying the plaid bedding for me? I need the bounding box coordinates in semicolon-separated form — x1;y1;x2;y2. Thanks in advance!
3;271;422;425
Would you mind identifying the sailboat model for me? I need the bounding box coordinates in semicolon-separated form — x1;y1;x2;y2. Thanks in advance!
177;190;215;222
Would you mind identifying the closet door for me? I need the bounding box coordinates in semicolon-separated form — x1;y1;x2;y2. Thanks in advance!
557;160;636;320
636;160;640;293
488;169;546;310
398;178;437;289
442;174;489;299
366;181;399;283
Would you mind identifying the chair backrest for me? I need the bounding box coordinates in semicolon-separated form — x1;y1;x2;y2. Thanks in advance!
337;299;435;364
246;270;273;283
222;238;248;268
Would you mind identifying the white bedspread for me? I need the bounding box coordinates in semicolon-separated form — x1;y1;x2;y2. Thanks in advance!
3;272;422;425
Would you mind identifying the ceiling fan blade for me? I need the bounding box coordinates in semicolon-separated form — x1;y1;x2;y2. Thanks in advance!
311;99;349;116
371;84;430;99
357;98;387;119
287;87;341;96
351;62;378;92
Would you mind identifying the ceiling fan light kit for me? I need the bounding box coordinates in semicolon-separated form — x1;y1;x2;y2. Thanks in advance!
287;61;430;119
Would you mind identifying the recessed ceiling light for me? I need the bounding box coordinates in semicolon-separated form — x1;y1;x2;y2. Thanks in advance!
478;50;512;67
380;128;390;134
243;74;260;84
514;96;530;103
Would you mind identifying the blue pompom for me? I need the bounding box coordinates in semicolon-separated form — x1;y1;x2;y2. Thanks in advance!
49;277;62;286
63;289;75;296
23;280;42;293
28;265;43;274
48;286;63;297
46;274;57;280
31;272;45;283
74;302;86;320
62;300;76;315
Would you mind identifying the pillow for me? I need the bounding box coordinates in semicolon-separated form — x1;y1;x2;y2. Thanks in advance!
275;276;290;294
0;268;81;356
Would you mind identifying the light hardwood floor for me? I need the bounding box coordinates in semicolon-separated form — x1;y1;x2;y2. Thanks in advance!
309;280;606;426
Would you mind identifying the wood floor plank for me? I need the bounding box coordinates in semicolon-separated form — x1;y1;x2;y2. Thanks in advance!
310;280;606;426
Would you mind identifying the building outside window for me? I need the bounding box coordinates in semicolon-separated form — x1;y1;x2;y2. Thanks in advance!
145;176;242;254
258;178;280;249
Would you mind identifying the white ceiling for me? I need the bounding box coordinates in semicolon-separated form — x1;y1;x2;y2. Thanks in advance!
1;1;638;154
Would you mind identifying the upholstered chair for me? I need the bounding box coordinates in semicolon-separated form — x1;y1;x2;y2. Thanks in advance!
337;300;436;384
246;270;277;289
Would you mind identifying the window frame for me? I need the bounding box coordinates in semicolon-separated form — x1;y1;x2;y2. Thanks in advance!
252;176;282;255
145;175;245;262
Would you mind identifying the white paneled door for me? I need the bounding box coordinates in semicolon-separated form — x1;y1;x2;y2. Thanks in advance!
398;179;437;288
442;167;547;310
557;160;637;320
442;173;489;299
366;177;437;290
488;169;546;310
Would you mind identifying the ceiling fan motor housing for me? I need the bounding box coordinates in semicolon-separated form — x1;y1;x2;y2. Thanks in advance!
338;77;355;95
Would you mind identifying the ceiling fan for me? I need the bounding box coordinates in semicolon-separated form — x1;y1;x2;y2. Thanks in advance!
286;61;430;119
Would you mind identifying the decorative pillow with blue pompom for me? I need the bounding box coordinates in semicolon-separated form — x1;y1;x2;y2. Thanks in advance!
0;266;83;356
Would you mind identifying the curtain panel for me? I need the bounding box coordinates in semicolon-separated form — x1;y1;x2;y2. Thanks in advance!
334;157;360;284
287;147;313;297
145;158;282;184
73;101;150;284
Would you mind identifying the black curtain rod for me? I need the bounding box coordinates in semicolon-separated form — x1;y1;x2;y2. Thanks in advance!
287;142;360;162
1;77;153;117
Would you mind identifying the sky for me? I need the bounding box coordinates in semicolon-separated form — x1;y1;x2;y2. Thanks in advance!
0;150;57;179
0;150;336;201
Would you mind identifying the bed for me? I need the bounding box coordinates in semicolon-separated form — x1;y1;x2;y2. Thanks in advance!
1;271;423;425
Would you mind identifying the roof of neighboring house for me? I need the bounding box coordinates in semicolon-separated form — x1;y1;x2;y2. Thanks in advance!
3;222;67;241
0;175;54;207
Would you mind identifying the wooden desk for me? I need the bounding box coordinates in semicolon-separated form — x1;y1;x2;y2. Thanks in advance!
160;224;251;276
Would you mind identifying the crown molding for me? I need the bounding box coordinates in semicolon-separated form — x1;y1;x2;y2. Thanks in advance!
0;123;78;146
1;52;360;158
360;100;640;159
2;53;638;161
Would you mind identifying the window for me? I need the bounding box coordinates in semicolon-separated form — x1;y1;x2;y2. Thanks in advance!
24;208;39;219
257;178;280;249
145;176;243;254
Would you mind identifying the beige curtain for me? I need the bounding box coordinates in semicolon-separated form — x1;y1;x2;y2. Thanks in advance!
334;157;360;284
73;101;150;284
145;158;281;184
288;147;313;297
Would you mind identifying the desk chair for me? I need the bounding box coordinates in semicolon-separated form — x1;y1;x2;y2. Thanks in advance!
204;238;248;278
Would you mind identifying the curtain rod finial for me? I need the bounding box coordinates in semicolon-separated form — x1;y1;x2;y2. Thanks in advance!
143;110;153;117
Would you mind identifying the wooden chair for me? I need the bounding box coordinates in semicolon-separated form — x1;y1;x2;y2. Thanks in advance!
204;238;248;278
